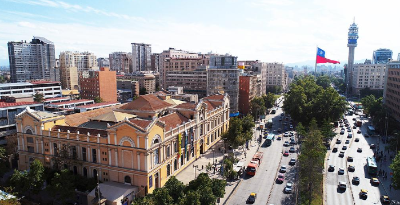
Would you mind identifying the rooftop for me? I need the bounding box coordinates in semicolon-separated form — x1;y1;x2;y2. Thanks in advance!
44;97;70;102
48;99;93;106
120;94;172;111
52;125;108;137
159;112;189;131
76;102;120;109
90;111;136;123
129;118;152;130
65;104;124;127
0;101;41;108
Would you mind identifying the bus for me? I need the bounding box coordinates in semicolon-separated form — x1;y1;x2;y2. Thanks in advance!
367;126;376;136
270;108;276;114
246;161;259;176
265;134;275;146
366;157;378;175
266;119;273;128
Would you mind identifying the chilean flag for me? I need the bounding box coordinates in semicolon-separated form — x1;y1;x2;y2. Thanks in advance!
316;47;340;64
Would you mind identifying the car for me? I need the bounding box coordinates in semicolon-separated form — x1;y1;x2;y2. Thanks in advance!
247;193;257;204
277;136;282;140
348;165;355;172
355;138;359;142
352;176;360;185
340;124;344;128
284;132;290;137
340;130;345;134
290;137;295;141
289;125;293;129
346;123;350;127
289;158;296;165
381;195;391;204
347;156;353;162
328;165;335;172
284;183;293;193
359;189;368;199
353;125;357;129
342;146;347;150
370;144;376;149
371;178;380;186
333;147;338;152
290;140;296;145
352;118;356;121
289;147;296;153
341;127;345;130
357;147;362;152
338;168;345;175
284;141;290;146
338;181;347;190
339;151;345;157
279;118;282;121
345;140;350;144
283;150;289;156
348;133;353;138
347;129;351;132
276;173;285;183
336;139;342;144
284;122;288;125
357;129;361;134
280;165;287;173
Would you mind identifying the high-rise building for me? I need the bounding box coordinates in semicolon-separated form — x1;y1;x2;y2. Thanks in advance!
151;53;161;72
131;43;151;72
97;58;110;68
207;54;239;113
237;61;267;95
8;37;56;83
372;49;393;64
59;51;98;71
384;61;400;122
265;63;287;93
80;67;117;102
159;48;207;89
346;21;359;94
351;61;386;95
109;52;132;73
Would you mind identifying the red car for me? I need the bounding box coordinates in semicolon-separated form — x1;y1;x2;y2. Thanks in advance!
276;173;285;183
283;150;289;156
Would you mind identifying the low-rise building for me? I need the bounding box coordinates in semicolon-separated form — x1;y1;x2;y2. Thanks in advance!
117;73;156;94
15;94;229;200
165;69;208;98
0;81;62;100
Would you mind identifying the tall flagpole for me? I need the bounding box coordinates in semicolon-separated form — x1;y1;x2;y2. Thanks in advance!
315;46;318;76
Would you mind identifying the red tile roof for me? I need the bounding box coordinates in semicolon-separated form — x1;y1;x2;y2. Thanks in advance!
52;125;108;138
204;95;225;101
120;94;172;111
65;104;124;126
159;112;188;131
48;99;93;106
129;119;152;129
175;102;197;110
204;100;223;111
0;101;41;108
76;102;120;109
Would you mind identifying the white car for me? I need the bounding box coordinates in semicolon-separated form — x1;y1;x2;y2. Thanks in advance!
284;182;293;193
280;165;287;173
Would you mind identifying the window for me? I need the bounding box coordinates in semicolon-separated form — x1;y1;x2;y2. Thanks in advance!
154;149;159;165
27;146;34;153
26;129;33;134
53;143;58;155
166;145;170;158
82;147;86;161
72;146;77;159
124;176;131;184
174;159;177;171
92;149;97;163
167;164;171;176
27;137;33;143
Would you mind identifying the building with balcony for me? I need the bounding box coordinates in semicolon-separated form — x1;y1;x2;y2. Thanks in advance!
109;52;132;73
117;73;156;94
165;69;208;98
15;94;229;200
131;43;151;72
265;63;287;93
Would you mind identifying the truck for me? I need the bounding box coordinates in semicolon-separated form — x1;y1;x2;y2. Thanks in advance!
356;120;362;127
252;152;264;164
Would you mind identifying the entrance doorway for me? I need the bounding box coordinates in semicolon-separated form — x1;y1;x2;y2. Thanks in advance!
200;139;204;154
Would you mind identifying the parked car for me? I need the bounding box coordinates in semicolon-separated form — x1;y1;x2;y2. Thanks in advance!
283;150;289;156
276;173;285;183
284;141;290;146
340;130;345;134
289;158;296;165
280;165;287;173
352;176;360;185
381;195;390;204
328;165;335;172
371;178;380;186
289;147;296;153
277;136;282;140
338;168;345;175
338;181;347;190
284;183;293;193
348;165;355;172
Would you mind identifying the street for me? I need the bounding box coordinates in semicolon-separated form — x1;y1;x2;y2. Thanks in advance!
227;96;300;205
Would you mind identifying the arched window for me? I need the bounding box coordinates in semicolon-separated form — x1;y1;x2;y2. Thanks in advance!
124;176;131;184
26;129;32;134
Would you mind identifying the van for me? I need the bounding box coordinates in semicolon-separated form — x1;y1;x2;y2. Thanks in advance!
246;161;259;176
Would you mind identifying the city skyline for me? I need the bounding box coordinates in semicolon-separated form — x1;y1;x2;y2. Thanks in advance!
1;0;400;67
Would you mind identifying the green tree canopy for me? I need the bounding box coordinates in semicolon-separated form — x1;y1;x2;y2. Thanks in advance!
262;93;277;109
94;96;103;103
250;96;266;120
316;75;331;89
390;151;400;189
222;115;254;149
47;169;75;203
33;92;44;103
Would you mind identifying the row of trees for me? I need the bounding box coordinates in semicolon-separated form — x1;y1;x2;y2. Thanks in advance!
133;174;226;205
283;75;347;126
250;93;278;120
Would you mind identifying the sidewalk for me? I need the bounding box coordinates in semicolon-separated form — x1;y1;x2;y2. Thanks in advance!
175;139;261;204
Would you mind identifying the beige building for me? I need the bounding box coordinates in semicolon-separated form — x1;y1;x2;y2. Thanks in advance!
266;63;287;92
117;73;156;94
165;69;208;98
16;94;230;203
61;66;78;90
351;63;386;95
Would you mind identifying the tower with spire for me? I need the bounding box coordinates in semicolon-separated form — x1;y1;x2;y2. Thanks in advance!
346;19;359;94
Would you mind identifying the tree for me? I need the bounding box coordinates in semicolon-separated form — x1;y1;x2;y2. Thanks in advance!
163;176;185;202
250;96;266;120
47;169;75;203
222;116;254;149
33;92;44;103
152;187;174;205
320;119;335;144
94;96;103;103
316;75;331;89
263;93;277;109
52;143;81;170
390;151;400;189
140;87;147;95
10;159;45;196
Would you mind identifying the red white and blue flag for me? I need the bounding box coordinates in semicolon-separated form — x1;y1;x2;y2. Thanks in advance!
316;47;340;64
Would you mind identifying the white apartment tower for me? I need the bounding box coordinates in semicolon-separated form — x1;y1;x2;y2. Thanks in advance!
8;37;56;83
59;51;97;89
352;62;386;95
131;43;151;73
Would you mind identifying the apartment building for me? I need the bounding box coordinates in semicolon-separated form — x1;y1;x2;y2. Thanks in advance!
16;94;229;200
384;61;400;122
207;55;239;113
80;67;117;102
238;61;267;95
117;73;156;94
150;53;161;72
109;52;132;73
351;62;386;95
8;37;56;83
165;69;208;98
97;58;110;69
238;75;258;115
117;80;139;102
131;43;151;72
265;63;287;92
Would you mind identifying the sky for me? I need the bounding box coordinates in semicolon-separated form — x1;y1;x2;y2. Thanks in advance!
0;0;400;67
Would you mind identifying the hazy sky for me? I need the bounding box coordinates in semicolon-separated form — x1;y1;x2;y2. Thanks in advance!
1;0;399;67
